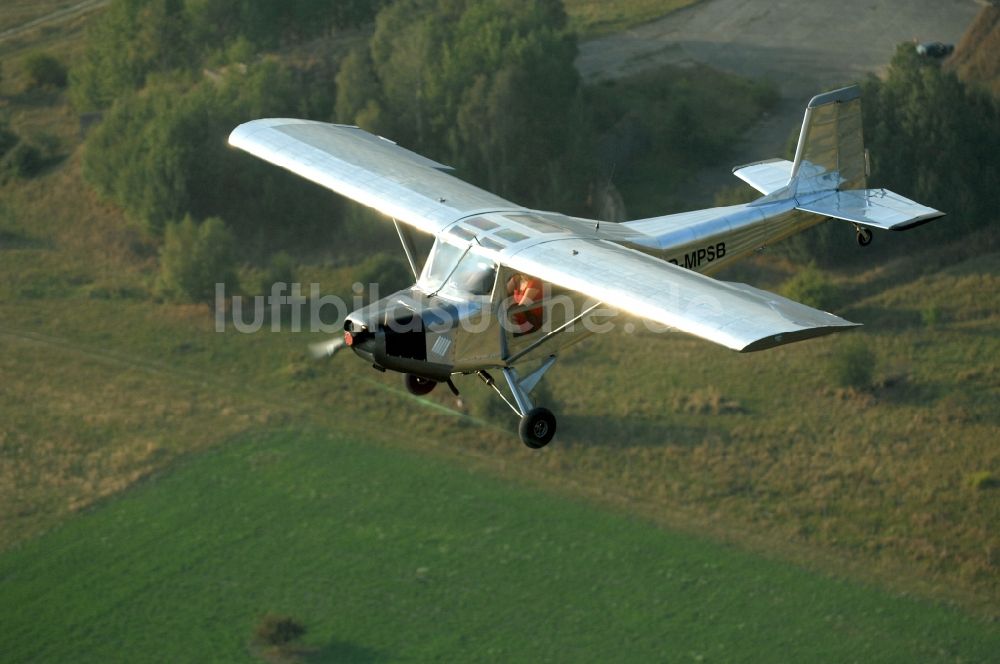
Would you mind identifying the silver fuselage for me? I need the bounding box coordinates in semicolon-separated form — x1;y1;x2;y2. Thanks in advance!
345;201;826;380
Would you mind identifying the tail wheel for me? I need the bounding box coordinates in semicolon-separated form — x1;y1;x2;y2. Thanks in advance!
404;373;437;396
519;407;556;449
856;227;873;247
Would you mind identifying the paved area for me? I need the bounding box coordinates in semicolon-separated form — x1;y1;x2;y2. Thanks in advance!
579;0;978;98
577;0;981;204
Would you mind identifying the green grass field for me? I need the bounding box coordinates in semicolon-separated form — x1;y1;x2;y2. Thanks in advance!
2;428;997;663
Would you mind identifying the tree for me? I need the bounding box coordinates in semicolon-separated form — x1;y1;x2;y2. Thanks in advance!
70;0;196;111
344;0;592;211
333;46;384;129
157;215;238;302
864;45;1000;236
83;61;341;242
70;0;383;111
786;44;1000;265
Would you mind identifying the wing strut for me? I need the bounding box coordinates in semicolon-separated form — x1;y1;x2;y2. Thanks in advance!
393;219;421;279
505;301;604;364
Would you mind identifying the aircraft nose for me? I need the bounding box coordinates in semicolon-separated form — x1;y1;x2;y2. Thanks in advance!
343;317;376;355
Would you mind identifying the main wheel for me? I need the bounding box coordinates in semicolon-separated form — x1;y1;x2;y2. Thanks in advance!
519;407;556;449
856;227;873;247
404;373;437;396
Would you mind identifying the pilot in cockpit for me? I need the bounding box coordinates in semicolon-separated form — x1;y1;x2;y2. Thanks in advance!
506;273;544;335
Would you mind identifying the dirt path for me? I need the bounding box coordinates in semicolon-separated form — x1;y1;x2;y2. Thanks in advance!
578;0;980;205
0;0;108;43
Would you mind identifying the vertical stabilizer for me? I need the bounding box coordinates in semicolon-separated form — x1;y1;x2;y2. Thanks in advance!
790;85;866;194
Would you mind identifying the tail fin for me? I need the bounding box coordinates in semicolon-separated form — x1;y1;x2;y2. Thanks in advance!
789;85;943;230
732;85;866;197
733;85;943;230
790;85;866;194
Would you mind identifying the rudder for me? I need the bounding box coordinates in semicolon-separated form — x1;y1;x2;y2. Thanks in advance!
790;85;867;194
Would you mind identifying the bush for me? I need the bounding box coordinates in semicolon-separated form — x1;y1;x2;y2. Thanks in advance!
257;251;297;295
921;304;942;328
157;216;238;303
253;614;306;647
966;472;999;491
1;142;43;179
781;264;839;311
966;470;1000;491
827;337;876;390
22;52;67;89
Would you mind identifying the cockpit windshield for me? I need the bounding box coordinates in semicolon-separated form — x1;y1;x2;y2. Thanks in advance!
419;240;496;298
420;240;464;292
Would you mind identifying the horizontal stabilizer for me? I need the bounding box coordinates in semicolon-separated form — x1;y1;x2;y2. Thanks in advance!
796;189;944;231
733;159;793;195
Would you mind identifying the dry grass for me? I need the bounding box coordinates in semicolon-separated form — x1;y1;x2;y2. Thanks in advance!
947;6;1000;97
563;0;702;37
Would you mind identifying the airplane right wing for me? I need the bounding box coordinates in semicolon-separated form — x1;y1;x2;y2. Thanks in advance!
501;236;859;352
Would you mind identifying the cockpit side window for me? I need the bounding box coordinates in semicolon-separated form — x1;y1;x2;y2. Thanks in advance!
446;253;497;296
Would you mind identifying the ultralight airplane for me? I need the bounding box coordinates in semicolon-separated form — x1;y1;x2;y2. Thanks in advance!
229;85;943;449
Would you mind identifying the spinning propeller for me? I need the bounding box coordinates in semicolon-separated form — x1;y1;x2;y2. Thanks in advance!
309;334;347;359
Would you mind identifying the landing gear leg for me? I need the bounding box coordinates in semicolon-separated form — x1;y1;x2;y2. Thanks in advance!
855;225;873;247
479;356;559;449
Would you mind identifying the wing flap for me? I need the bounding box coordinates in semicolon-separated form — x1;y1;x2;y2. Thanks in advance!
503;238;858;352
229;119;520;234
796;189;944;230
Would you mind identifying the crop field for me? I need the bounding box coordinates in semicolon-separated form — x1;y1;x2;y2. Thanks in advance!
2;428;998;662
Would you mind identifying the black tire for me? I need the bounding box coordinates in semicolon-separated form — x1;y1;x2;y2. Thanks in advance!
857;227;873;247
519;407;556;449
404;373;436;396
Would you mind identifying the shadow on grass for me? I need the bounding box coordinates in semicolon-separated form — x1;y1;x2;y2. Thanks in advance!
0;225;51;250
871;373;940;407
560;413;724;449
841;305;923;330
7;88;64;108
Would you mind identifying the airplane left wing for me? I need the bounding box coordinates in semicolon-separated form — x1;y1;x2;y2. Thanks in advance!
229;119;523;235
502;237;858;352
